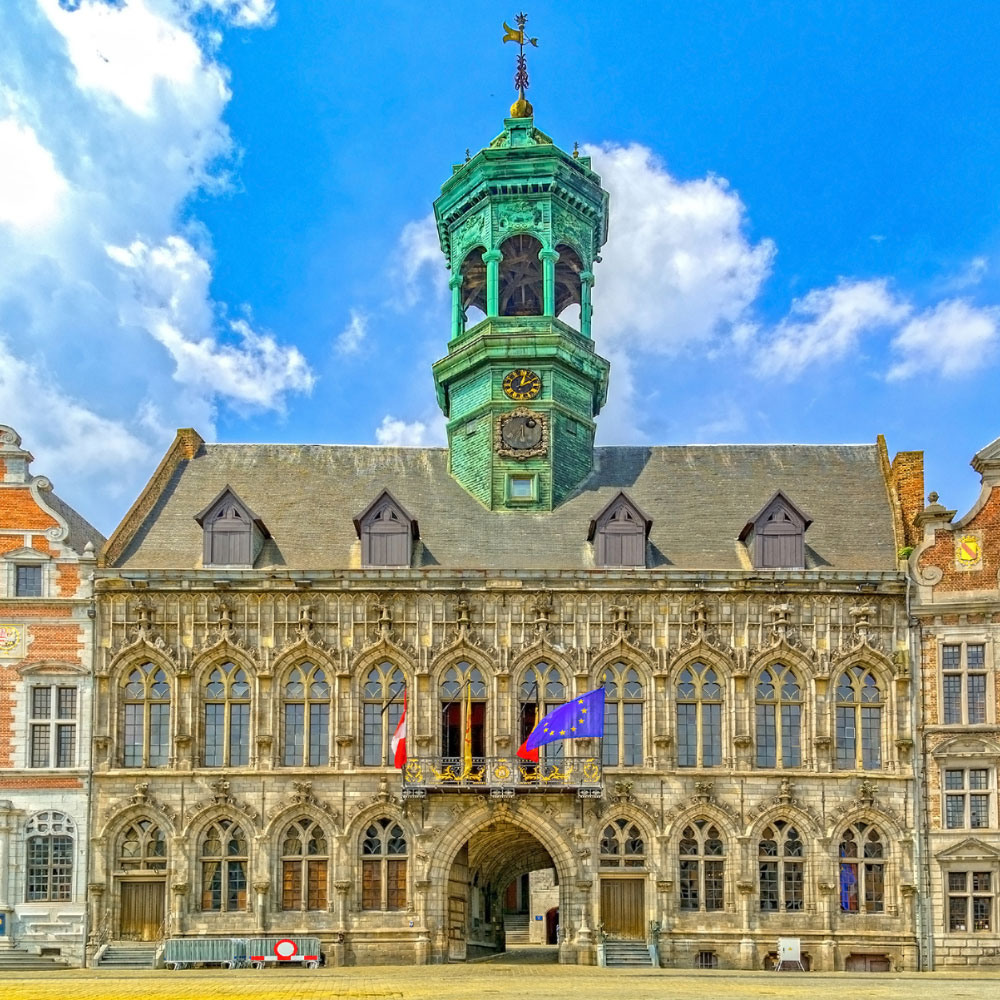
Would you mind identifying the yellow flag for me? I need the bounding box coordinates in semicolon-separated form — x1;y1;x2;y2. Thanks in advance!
462;682;473;777
502;21;523;44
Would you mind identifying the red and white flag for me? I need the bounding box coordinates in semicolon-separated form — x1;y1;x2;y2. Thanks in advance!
391;692;407;768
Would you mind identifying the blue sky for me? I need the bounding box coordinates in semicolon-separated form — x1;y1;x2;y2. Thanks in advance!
2;1;999;535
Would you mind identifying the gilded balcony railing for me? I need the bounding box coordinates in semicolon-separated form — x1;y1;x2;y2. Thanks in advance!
400;755;603;798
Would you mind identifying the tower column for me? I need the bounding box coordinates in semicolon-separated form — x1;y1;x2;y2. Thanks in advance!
449;273;464;338
579;270;595;338
539;247;559;317
484;249;503;317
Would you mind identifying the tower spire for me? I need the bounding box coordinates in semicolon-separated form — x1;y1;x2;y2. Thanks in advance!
502;12;538;118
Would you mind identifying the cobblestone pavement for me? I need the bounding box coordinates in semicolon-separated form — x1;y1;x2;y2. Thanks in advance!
2;952;1000;1000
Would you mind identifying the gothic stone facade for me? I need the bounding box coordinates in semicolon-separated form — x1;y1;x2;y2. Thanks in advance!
911;435;1000;968
0;426;103;965
88;431;923;971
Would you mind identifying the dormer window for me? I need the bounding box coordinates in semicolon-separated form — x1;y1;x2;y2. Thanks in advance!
195;486;269;568
739;491;812;570
588;492;651;568
353;491;418;569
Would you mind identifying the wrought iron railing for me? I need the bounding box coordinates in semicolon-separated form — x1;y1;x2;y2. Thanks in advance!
401;755;602;797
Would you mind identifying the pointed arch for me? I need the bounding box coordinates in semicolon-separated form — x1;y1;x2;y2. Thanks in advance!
673;658;726;768
359;659;406;767
597;659;646;768
753;661;804;770
672;812;730;915
279;659;332;767
193;651;255;769
832;659;889;771
598;810;651;870
515;658;568;764
276;815;331;912
196;815;250;912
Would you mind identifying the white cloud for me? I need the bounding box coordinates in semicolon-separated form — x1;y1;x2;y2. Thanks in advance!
395;213;447;306
0;0;299;528
334;309;368;357
0;118;67;228
375;414;446;447
888;299;1000;380
755;279;910;379
585;143;775;353
107;236;314;408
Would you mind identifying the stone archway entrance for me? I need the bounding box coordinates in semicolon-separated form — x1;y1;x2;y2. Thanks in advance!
438;814;573;963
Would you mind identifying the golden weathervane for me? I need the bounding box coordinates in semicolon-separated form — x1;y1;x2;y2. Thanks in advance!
503;12;538;118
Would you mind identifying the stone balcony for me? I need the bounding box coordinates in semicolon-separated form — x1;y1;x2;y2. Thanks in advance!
400;755;603;798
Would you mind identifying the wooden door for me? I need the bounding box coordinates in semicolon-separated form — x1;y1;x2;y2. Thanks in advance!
447;895;467;961
845;953;890;972
119;881;165;941
600;878;644;940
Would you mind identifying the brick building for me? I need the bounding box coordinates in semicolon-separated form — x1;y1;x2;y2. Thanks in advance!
0;425;103;965
85;106;928;973
910;436;1000;968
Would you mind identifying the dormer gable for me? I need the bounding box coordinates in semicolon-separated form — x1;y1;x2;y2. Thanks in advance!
739;490;812;570
194;485;269;568
588;491;651;568
353;490;418;568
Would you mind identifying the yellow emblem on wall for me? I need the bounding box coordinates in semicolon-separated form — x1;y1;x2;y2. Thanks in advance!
956;534;982;569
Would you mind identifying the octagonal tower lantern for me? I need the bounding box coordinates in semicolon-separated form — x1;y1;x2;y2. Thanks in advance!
431;15;612;512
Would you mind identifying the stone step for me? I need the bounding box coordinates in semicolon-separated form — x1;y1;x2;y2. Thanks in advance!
0;952;70;971
604;941;652;968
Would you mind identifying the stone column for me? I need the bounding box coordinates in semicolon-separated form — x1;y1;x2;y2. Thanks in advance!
0;802;14;949
253;881;269;932
737;879;756;968
86;882;105;953
334;880;351;927
573;879;593;965
484;249;503;317
449;273;464;339
414;879;431;965
817;881;836;970
170;882;188;935
539;248;559;317
579;270;594;337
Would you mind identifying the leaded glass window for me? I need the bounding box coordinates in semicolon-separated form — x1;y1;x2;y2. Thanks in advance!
838;822;884;913
362;662;405;766
942;643;988;725
122;661;171;767
200;819;247;912
519;662;566;763
26;812;74;902
282;662;330;767
676;663;722;767
834;666;883;770
360;817;407;911
679;819;725;912
758;820;804;912
602;662;644;767
203;661;251;767
281;818;328;911
440;661;486;763
118;819;167;871
600;817;646;868
755;665;802;768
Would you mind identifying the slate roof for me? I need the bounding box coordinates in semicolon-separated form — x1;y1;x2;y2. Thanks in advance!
111;442;897;573
47;489;106;555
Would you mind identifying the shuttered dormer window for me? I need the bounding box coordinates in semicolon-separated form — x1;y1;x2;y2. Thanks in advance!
353;491;418;569
194;486;269;568
588;492;651;568
739;491;811;570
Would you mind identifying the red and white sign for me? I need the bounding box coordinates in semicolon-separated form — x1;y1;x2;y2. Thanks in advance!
274;939;298;961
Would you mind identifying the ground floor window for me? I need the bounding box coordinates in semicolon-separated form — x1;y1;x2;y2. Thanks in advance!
361;817;407;911
25;812;74;901
947;870;994;932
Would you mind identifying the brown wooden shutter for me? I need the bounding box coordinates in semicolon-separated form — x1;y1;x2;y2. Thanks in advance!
362;859;380;909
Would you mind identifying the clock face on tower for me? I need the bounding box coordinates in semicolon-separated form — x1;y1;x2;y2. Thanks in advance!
502;368;541;401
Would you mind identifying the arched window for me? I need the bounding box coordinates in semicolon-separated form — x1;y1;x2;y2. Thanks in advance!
283;662;330;767
26;812;74;902
554;243;583;321
758;820;804;911
602;662;644;767
679;819;725;912
200;819;248;912
600;818;646;868
498;234;543;316
362;662;405;766
122;661;171;768
835;666;883;770
361;817;407;911
460;246;487;325
118;819;167;871
755;665;802;768
280;818;328;911
519;662;565;763
838;823;884;913
676;662;723;768
203;661;251;767
440;661;486;763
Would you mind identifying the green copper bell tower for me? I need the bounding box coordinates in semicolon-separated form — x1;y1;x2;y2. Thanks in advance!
431;15;611;511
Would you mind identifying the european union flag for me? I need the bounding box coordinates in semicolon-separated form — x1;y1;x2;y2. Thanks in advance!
519;688;606;759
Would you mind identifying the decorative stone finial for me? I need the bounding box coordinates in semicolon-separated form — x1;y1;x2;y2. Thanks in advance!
927;491;939;504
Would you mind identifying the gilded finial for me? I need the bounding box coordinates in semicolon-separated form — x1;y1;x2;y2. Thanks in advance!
502;12;538;118
573;141;579;159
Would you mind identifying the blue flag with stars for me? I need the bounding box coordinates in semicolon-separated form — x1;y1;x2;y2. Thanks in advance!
524;687;606;752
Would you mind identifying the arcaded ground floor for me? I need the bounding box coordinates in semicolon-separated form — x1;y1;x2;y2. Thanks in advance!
2;949;1000;1000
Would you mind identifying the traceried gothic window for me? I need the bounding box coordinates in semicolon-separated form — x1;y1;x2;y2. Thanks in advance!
755;665;802;768
122;661;171;768
758;821;804;912
519;662;566;763
361;817;407;911
679;820;725;912
948;871;994;932
282;662;330;767
440;661;486;764
942;643;988;725
203;661;251;767
600;818;646;868
602;662;643;767
118;819;167;871
29;685;77;768
362;662;405;766
281;818;328;911
944;768;992;830
676;662;722;768
26;812;74;902
838;823;884;913
835;666;883;770
200;819;248;912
